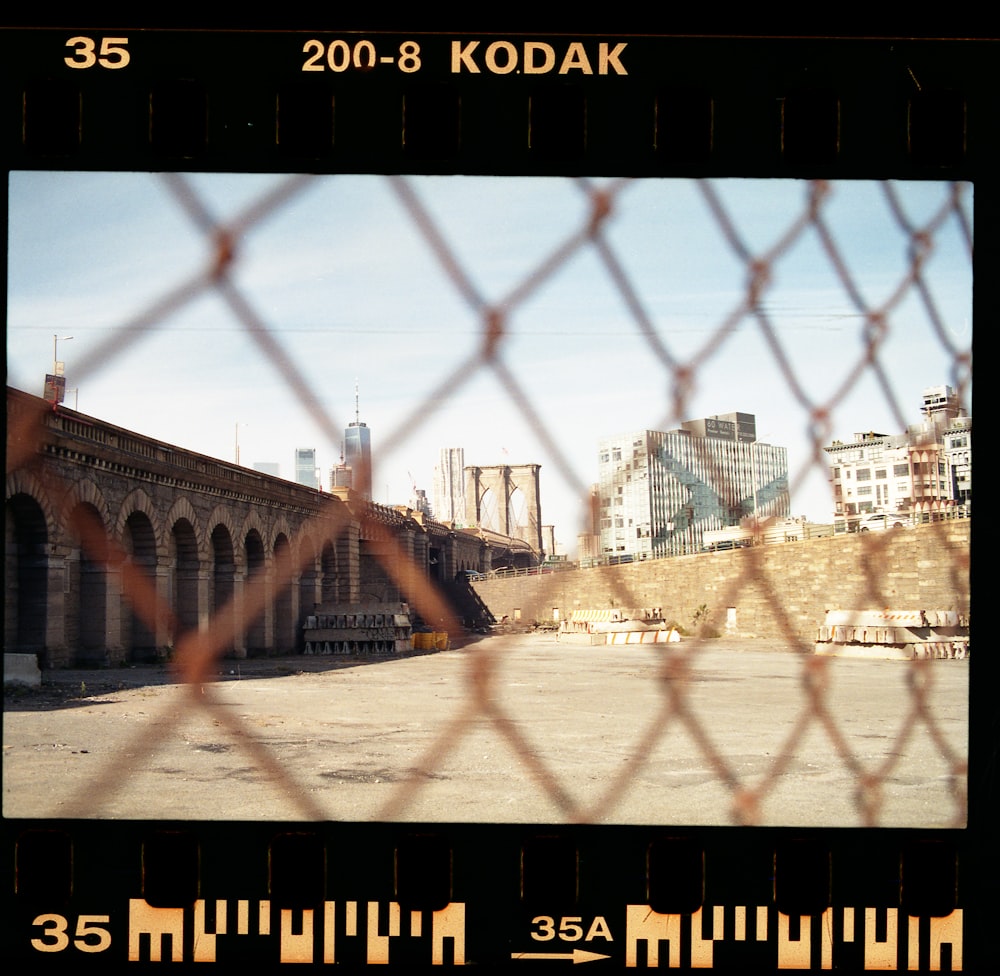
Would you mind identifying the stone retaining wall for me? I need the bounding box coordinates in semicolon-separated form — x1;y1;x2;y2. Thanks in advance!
473;521;971;644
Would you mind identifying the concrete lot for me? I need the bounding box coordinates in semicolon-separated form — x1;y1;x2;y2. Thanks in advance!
3;634;969;827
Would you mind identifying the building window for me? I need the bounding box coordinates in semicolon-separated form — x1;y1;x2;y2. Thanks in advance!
894;463;909;476
856;468;871;481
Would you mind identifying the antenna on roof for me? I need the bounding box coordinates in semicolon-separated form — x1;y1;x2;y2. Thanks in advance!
355;379;360;425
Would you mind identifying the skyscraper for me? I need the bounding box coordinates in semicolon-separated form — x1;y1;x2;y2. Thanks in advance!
294;448;319;489
329;453;353;492
344;384;372;500
434;447;466;524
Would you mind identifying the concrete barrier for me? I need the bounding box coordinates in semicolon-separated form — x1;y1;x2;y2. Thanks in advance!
4;653;41;688
815;608;969;659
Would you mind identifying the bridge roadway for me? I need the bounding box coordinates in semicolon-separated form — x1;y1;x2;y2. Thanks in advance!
5;387;534;668
2;633;969;827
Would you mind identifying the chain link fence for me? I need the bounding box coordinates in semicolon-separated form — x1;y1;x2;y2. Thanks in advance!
6;174;972;826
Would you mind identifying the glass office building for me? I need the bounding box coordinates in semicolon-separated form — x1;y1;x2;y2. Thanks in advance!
597;414;789;559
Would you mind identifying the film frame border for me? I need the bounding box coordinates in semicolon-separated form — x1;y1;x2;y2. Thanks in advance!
2;26;992;974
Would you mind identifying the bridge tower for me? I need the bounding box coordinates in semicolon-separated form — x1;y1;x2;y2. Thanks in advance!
463;464;544;556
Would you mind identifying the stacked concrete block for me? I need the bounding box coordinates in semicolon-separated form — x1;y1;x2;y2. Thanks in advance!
815;609;969;659
559;607;676;645
303;603;413;655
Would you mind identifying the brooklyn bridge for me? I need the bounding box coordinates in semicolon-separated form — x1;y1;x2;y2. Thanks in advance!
5;387;538;668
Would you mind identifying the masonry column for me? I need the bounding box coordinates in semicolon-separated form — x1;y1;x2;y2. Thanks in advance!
232;570;247;658
154;563;172;659
499;466;512;536
337;521;360;605
105;562;125;665
464;466;481;527
197;560;211;636
43;541;70;669
262;566;275;655
442;534;458;580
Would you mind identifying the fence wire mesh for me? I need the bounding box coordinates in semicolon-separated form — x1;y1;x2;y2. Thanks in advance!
5;174;972;827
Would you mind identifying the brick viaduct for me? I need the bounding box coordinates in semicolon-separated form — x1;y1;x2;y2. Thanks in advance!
6;388;971;666
5;388;532;668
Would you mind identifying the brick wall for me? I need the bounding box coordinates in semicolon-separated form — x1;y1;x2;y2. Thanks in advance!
473;521;971;643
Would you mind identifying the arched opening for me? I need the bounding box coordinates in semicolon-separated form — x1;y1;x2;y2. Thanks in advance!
428;545;442;582
508;485;528;540
244;529;266;655
123;511;158;661
478;486;499;533
5;493;48;654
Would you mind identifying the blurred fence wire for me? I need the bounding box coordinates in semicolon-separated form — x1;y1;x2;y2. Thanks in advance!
6;175;971;826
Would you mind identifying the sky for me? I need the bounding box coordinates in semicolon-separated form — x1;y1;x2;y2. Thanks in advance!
6;173;973;554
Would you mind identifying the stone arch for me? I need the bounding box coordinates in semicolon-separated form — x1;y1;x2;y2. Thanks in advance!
270;514;294;551
122;508;159;661
6;469;60;544
165;496;206;556
205;505;241;553
165;496;205;647
60;476;112;525
116;487;165;556
170;516;201;644
5;491;49;654
238;511;270;559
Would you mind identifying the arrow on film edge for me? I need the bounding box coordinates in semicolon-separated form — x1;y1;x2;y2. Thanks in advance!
511;949;611;964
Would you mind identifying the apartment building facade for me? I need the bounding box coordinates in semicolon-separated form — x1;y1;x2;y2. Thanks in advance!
824;385;971;525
